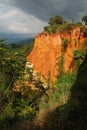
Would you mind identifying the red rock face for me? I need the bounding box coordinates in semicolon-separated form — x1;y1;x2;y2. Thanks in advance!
27;28;86;80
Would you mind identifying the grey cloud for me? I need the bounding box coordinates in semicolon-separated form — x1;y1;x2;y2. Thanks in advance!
0;0;87;35
5;0;87;22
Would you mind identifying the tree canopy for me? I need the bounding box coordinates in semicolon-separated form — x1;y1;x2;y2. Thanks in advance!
82;15;87;25
49;15;64;25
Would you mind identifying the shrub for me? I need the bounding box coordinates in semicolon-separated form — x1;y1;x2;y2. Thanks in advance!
73;49;85;68
62;38;70;51
44;25;58;34
57;23;74;33
74;50;85;60
76;22;82;26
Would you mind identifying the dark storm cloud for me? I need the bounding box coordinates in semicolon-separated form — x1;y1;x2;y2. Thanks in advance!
0;0;87;35
8;0;87;21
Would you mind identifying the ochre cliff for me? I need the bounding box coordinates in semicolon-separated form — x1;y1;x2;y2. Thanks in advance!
27;28;86;80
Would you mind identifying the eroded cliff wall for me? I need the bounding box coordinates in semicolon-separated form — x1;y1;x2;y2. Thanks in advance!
27;28;86;80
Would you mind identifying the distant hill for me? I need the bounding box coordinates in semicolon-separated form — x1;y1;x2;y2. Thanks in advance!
12;38;34;44
10;38;34;49
0;32;35;44
0;36;34;48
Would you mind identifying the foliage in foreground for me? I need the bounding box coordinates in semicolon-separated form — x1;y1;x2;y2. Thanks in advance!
0;41;38;128
35;72;77;124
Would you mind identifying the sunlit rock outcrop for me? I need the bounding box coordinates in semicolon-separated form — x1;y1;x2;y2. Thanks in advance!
27;27;86;80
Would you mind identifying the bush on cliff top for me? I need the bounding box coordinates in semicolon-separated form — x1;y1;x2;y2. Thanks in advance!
44;14;84;34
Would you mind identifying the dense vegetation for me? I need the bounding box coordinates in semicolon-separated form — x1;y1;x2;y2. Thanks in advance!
0;14;87;130
0;41;37;129
44;14;87;34
0;40;50;130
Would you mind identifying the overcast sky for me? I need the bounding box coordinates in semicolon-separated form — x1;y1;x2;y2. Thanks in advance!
0;0;87;36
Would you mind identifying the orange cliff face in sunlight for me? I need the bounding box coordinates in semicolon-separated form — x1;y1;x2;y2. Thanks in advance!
27;28;86;80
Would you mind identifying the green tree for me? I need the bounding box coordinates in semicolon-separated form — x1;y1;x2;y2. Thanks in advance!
82;15;87;25
49;15;64;25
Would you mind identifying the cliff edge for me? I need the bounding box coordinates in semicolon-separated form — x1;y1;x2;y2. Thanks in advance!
27;27;86;80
